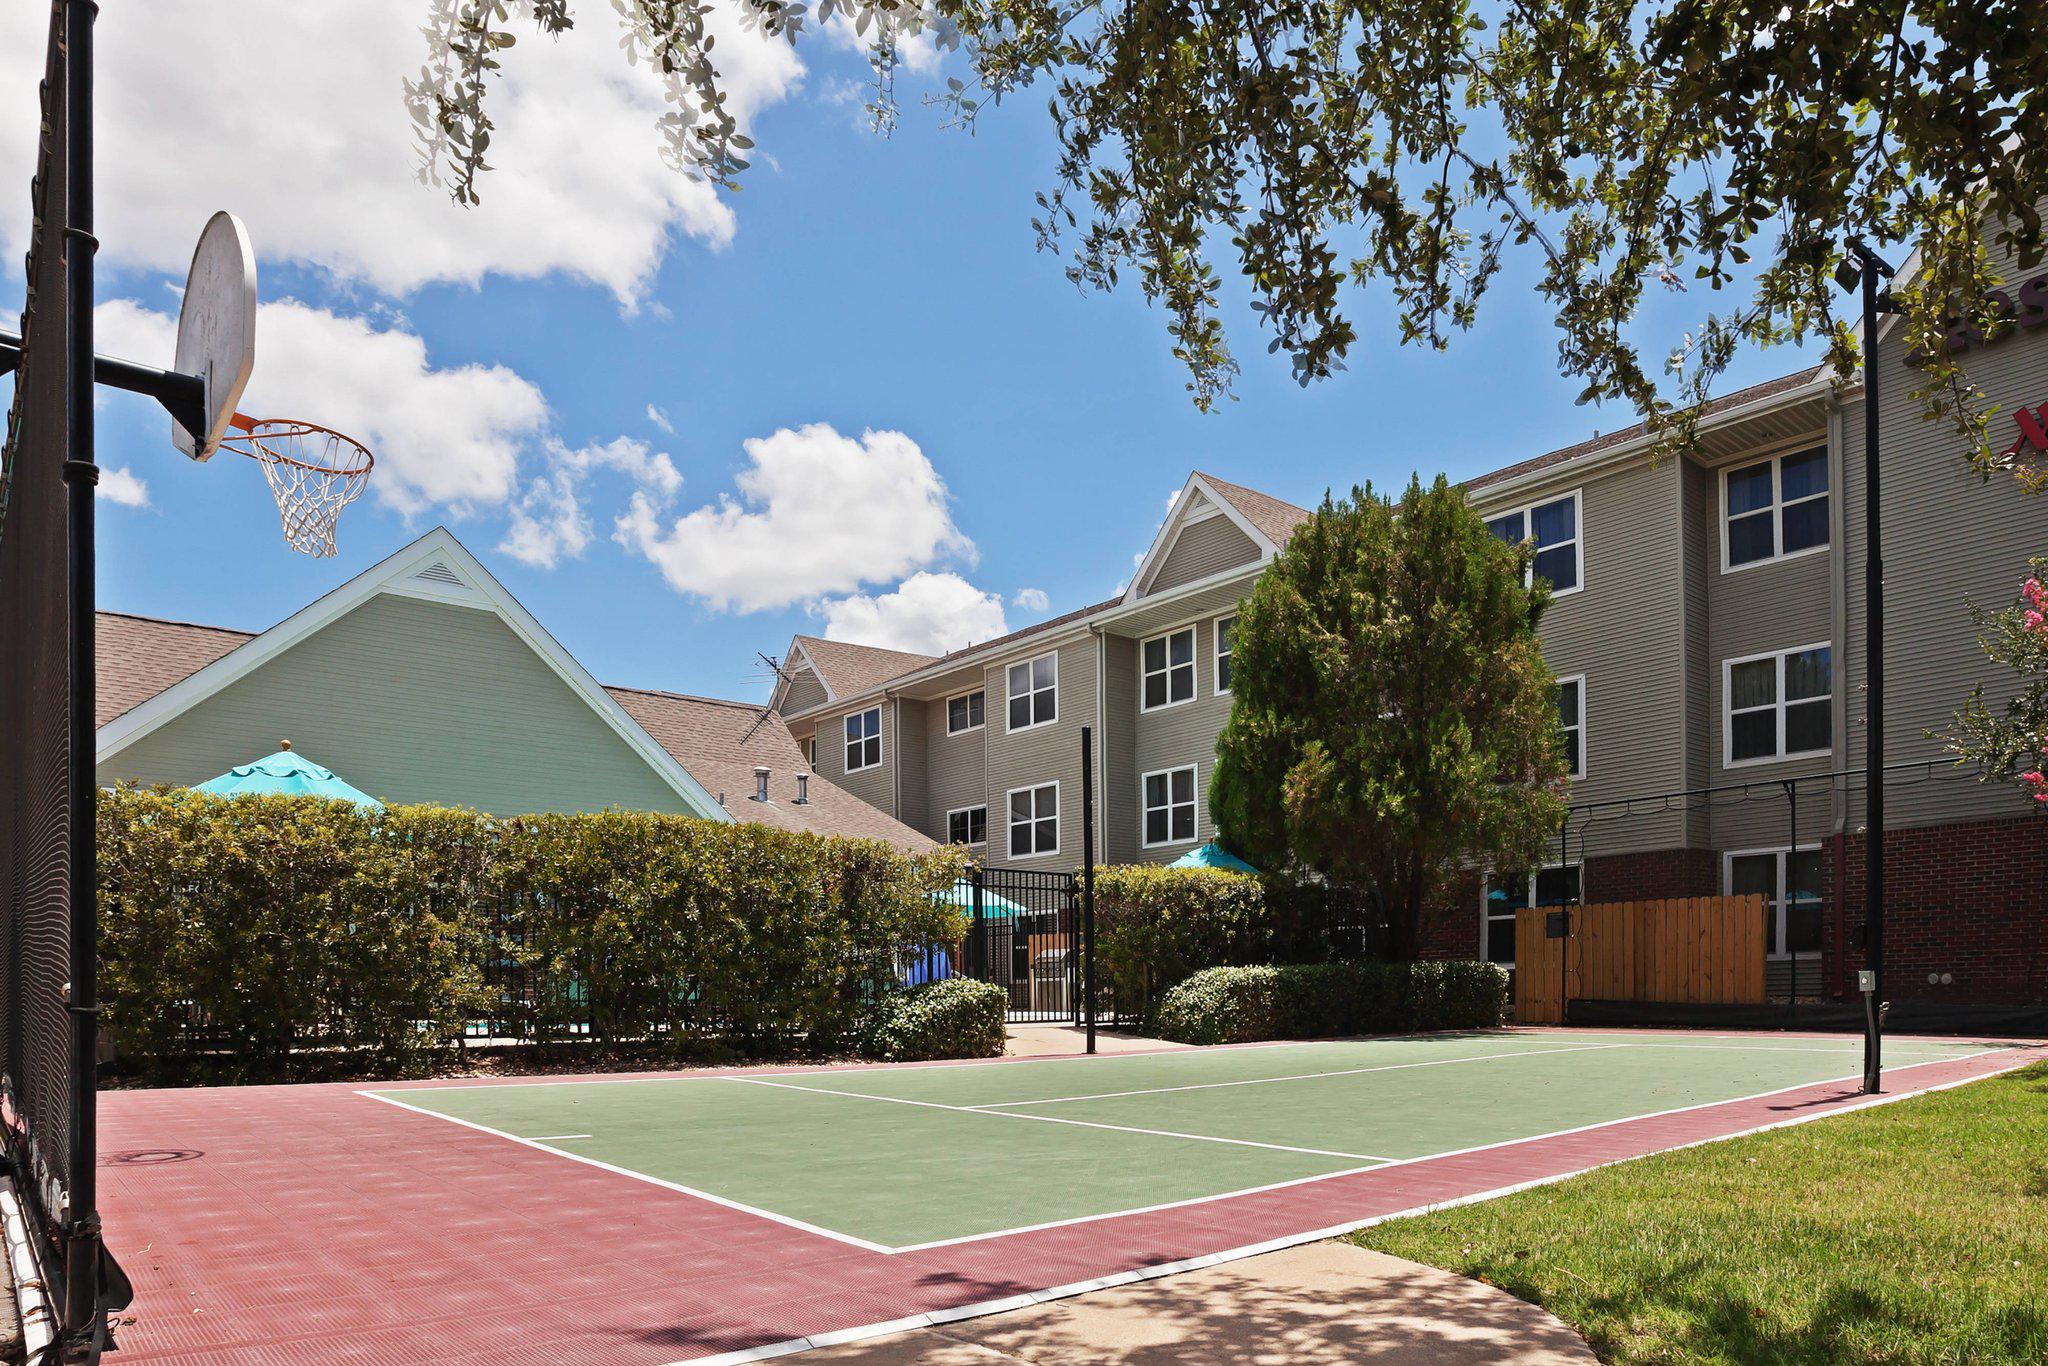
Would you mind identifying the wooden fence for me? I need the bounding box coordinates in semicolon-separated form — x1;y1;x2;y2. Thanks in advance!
1513;895;1767;1025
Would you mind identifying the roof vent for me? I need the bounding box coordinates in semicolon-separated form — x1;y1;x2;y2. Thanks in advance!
753;766;771;803
794;773;810;805
413;561;464;587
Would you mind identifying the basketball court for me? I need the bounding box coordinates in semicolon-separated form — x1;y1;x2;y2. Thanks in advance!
97;1029;2034;1364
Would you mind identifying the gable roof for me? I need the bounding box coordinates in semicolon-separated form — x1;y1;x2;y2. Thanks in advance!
1196;472;1314;545
94;528;730;823
605;687;934;852
789;635;940;699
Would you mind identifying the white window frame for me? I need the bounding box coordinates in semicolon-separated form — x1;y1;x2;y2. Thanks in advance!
843;705;883;774
1006;781;1061;860
1720;446;1831;574
1139;763;1200;849
1481;488;1583;598
1140;626;1198;713
1006;652;1060;734
1214;613;1236;696
946;804;988;848
1722;642;1833;769
1480;862;1582;971
804;735;816;767
1722;845;1825;962
1555;672;1586;780
945;687;985;736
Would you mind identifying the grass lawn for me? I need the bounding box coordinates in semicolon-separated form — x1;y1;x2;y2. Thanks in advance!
1354;1059;2048;1364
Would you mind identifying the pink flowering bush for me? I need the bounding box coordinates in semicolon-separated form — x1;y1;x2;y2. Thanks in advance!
1947;557;2048;805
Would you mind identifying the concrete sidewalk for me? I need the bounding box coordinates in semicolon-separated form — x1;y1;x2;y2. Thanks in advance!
1002;1025;1185;1057
801;1241;1595;1364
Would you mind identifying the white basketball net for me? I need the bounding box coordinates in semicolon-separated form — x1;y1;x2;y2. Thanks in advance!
219;419;374;557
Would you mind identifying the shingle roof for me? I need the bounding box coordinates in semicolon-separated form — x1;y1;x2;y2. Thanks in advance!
93;610;932;850
97;611;256;727
1461;365;1826;493
1197;472;1315;546
604;687;935;851
791;635;940;699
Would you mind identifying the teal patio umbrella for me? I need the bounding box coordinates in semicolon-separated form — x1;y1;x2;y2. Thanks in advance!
194;742;382;810
1169;841;1258;874
933;877;1030;917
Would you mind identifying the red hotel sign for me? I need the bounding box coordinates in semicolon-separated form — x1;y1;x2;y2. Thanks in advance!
2002;403;2048;462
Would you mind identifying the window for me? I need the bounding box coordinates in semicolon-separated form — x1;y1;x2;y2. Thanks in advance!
947;689;985;735
947;805;988;847
1007;653;1058;731
1482;865;1581;968
1484;491;1581;593
1727;848;1824;958
1142;765;1198;847
1008;783;1059;858
1725;644;1831;765
805;736;816;767
1215;615;1236;694
843;706;882;773
1142;627;1196;710
1724;447;1829;569
1556;674;1585;778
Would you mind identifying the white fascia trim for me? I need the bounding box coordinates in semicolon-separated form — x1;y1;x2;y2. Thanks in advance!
94;527;733;823
1124;472;1278;604
775;639;837;711
1469;373;1838;507
1092;561;1265;629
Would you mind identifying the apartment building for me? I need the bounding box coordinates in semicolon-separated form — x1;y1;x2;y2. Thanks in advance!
772;227;2048;1014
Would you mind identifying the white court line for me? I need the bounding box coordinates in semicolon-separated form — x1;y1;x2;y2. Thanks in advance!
727;1076;1395;1164
528;1133;592;1142
355;1090;894;1255
974;1041;1631;1109
883;1045;2023;1253
678;1050;2042;1366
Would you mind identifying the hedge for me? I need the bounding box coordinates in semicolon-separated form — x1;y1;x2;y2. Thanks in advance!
859;978;1008;1062
1152;961;1509;1045
97;786;968;1072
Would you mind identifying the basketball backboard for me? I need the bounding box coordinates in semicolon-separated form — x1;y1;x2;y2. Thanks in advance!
171;211;256;460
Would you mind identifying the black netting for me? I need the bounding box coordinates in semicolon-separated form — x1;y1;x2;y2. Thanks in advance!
1;0;80;1281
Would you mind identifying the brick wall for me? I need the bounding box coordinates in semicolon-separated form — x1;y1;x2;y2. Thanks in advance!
1420;870;1482;960
1583;846;1720;902
1828;815;2048;1005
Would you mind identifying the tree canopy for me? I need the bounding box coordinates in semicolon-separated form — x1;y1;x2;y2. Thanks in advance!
413;0;2045;465
1946;563;2048;807
1209;477;1569;960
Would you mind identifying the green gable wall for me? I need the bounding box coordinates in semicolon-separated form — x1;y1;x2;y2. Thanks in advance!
99;592;692;815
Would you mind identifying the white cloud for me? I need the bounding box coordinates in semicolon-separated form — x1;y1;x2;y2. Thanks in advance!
96;297;549;517
823;12;949;76
98;467;152;509
499;436;681;568
1166;486;1184;512
647;404;676;434
821;571;1007;654
1012;586;1050;612
0;2;807;306
614;422;972;611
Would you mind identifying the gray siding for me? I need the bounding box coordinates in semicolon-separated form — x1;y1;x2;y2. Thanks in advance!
1840;229;2048;833
1101;629;1139;864
810;699;896;817
982;634;1098;869
778;668;827;715
923;687;991;849
1479;460;1691;852
1681;460;1715;847
101;592;690;816
1147;515;1262;594
895;698;929;832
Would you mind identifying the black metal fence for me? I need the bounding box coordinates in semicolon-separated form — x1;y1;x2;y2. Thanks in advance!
961;867;1081;1023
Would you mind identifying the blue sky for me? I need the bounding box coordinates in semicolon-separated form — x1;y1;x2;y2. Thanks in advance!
3;3;1812;703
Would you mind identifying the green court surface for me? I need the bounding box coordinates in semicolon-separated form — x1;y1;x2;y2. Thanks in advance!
364;1031;1999;1252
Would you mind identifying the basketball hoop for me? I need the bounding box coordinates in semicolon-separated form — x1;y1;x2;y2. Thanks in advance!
218;416;374;557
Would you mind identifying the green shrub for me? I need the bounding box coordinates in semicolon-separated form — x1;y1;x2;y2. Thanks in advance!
96;785;968;1074
860;977;1008;1062
1093;865;1269;1022
1153;961;1508;1045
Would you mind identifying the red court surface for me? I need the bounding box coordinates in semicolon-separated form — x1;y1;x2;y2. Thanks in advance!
99;1031;2037;1365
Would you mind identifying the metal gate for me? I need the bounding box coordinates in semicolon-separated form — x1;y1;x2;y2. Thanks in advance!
961;867;1080;1023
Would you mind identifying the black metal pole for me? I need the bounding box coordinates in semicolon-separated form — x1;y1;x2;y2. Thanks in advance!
1081;726;1096;1055
59;0;106;1348
1858;245;1887;1095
